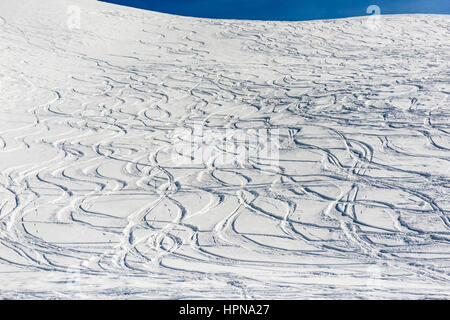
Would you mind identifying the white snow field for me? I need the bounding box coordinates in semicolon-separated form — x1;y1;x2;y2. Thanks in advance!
0;0;449;299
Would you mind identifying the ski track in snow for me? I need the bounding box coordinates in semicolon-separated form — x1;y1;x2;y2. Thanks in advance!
0;0;449;299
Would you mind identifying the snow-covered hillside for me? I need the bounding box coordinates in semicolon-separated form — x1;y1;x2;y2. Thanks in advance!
0;0;449;299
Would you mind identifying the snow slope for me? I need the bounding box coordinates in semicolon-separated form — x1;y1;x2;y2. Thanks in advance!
0;0;449;299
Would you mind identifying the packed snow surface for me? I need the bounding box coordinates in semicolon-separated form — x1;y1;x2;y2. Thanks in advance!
0;0;449;299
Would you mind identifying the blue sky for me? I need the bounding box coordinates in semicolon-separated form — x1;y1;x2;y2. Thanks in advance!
100;0;450;21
